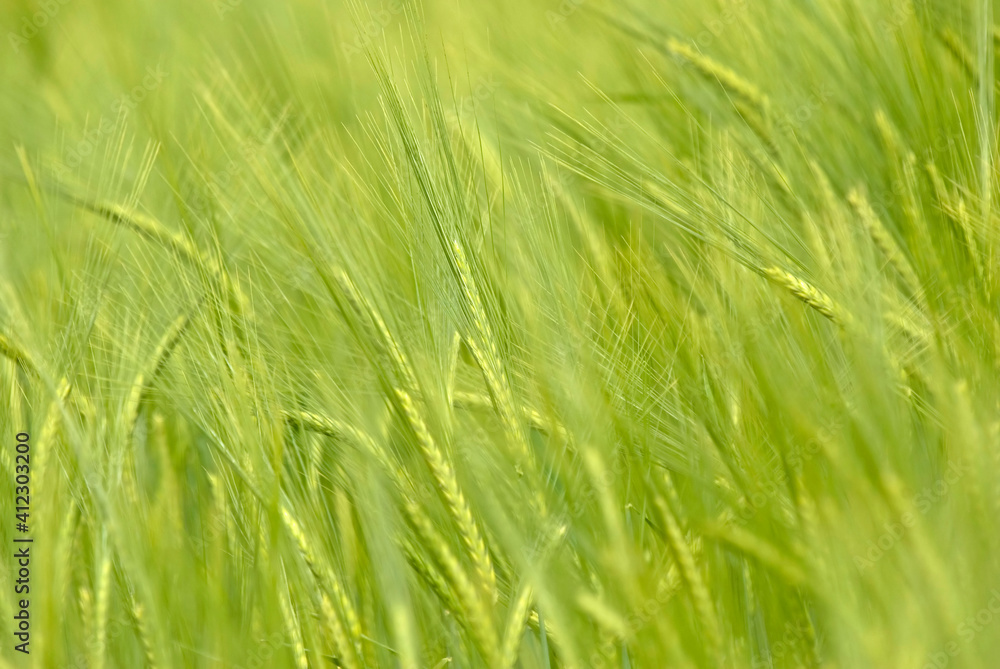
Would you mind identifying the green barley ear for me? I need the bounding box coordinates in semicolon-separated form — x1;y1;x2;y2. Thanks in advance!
665;38;771;115
281;407;410;488
330;267;498;605
452;391;569;442
762;266;847;324
278;569;310;669
279;505;364;659
92;554;113;669
700;521;807;588
402;539;463;616
36;377;72;483
63;195;251;322
500;582;534;669
403;499;501;666
651;473;722;662
847;188;921;294
79;586;94;649
319;590;362;669
938;28;977;81
0;331;38;378
72;197;204;271
926;162;985;285
396;389;499;605
124;304;199;445
132;600;157;669
445;329;462;407
450;242;548;515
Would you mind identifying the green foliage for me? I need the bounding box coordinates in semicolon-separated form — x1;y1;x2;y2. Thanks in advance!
2;0;1000;666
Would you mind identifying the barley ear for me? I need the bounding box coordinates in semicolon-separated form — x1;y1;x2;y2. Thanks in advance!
763;266;847;324
446;330;462;407
701;521;807;587
280;506;363;657
0;331;38;378
847;189;921;294
651;474;722;661
402;539;464;615
132;600;157;669
450;243;541;483
278;567;310;669
396;389;498;605
452;390;569;442
500;582;534;669
36;377;72;485
404;499;501;666
331;268;498;605
93;555;113;669
665;38;771;114
125;306;199;445
319;591;361;669
938;28;977;80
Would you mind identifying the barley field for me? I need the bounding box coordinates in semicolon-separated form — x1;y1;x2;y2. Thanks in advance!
1;0;999;667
